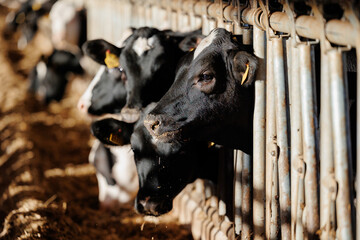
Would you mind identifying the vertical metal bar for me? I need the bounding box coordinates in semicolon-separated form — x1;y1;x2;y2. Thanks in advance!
329;49;353;240
243;28;253;45
265;39;279;240
234;150;243;236
295;168;305;240
273;37;291;240
357;44;360;240
299;43;320;238
253;26;266;240
241;152;252;240
289;38;304;240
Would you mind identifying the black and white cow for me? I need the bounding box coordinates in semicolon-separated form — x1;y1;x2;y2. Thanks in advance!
77;31;134;116
4;0;56;49
49;0;87;52
144;28;258;154
29;49;84;104
79;27;202;121
92;103;220;216
118;27;199;123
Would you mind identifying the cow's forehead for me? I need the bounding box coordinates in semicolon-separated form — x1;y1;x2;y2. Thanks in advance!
132;36;156;56
193;30;218;60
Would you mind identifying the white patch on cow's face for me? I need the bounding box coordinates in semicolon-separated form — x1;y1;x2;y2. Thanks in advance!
36;61;47;81
132;37;155;56
77;66;106;114
193;30;217;60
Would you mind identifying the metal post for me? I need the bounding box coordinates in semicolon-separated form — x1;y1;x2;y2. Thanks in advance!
299;43;320;239
234;150;243;236
357;42;360;240
241;152;252;240
329;49;353;240
252;26;266;240
265;39;279;240
289;38;304;240
242;28;253;45
273;37;291;240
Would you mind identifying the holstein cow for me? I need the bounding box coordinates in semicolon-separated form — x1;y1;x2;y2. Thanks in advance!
78;28;202;208
118;27;198;123
78;28;202;118
77;29;134;115
29;49;84;104
4;0;56;49
49;0;87;52
144;28;258;154
91;103;220;216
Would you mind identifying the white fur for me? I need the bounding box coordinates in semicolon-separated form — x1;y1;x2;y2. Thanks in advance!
132;37;154;56
36;61;47;81
77;66;105;113
193;30;217;60
90;141;139;207
49;1;80;49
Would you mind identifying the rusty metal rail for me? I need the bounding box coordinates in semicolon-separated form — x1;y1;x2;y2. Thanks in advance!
83;0;358;239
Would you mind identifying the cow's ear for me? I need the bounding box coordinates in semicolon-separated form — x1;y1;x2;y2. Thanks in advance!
229;50;258;87
91;118;134;147
82;39;122;66
178;35;204;52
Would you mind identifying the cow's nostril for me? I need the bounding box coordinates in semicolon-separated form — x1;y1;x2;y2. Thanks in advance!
151;120;160;131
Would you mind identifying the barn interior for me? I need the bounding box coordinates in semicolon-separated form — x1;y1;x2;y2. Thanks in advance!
0;0;359;240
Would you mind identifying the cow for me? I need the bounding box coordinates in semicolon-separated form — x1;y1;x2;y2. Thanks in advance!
49;0;87;52
88;140;138;208
117;27;201;123
78;27;202;120
77;32;133;116
88;114;139;209
144;28;258;154
29;49;84;104
3;0;56;49
91;103;220;216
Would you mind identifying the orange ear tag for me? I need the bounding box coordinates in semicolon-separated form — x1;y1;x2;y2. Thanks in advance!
32;3;42;11
104;50;119;69
109;133;123;145
241;63;250;85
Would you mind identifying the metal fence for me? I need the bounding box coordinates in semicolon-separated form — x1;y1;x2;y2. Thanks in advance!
83;0;359;239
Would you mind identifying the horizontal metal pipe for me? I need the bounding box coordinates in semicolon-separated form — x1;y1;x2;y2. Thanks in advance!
241;10;357;47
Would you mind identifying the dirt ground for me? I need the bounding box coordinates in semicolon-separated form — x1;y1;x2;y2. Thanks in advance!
0;6;192;240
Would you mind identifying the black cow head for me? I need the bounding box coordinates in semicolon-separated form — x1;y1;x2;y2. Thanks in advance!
90;103;218;216
118;27;187;123
131;103;218;216
29;49;83;104
4;0;56;48
80;39;128;115
144;28;258;154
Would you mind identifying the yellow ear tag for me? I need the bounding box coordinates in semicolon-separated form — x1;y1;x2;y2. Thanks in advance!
189;47;195;52
232;36;238;42
32;3;42;11
104;50;119;69
109;133;123;145
208;142;215;148
241;63;250;85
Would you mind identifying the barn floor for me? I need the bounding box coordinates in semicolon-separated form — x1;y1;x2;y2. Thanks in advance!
0;6;192;240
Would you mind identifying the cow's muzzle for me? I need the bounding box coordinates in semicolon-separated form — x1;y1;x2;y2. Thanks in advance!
120;107;141;123
135;197;172;216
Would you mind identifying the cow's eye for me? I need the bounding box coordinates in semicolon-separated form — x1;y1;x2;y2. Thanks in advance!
194;72;216;94
199;73;214;82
